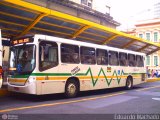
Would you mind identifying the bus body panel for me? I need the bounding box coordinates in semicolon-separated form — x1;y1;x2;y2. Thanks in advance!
0;29;2;88
7;34;146;95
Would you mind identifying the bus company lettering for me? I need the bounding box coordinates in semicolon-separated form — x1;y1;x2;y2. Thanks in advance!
71;66;80;75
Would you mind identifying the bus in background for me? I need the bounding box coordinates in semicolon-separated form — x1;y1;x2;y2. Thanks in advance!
0;29;2;88
7;34;146;98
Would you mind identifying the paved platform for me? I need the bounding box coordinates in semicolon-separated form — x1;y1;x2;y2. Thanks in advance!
0;81;160;120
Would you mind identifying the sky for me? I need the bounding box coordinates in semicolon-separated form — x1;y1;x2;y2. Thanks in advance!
94;0;154;30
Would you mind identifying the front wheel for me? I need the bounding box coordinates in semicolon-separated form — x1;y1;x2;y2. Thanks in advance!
125;77;133;90
65;80;79;98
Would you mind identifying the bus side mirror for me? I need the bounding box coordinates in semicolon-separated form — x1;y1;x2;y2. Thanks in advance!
3;50;5;58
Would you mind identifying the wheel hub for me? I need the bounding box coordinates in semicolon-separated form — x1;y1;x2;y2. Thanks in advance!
67;83;76;95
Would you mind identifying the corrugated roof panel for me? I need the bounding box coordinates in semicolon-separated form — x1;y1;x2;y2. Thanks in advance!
111;37;131;45
127;45;140;51
30;29;69;38
85;28;113;37
79;33;106;41
0;14;30;25
133;41;146;47
34;23;75;34
0;3;37;19
0;23;25;31
41;16;81;29
76;37;101;44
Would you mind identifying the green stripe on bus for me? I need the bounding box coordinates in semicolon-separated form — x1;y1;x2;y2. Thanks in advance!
10;67;145;86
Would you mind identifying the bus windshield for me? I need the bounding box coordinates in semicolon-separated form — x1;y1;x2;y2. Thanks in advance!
9;45;36;75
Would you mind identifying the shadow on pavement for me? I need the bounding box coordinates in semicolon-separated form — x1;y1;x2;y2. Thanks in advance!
7;86;144;102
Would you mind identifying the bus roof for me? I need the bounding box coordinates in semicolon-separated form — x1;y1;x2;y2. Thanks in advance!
35;34;146;56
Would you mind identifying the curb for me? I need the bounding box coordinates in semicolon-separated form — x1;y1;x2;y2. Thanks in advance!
147;78;160;82
0;88;9;97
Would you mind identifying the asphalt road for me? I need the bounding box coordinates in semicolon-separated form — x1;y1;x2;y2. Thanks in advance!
0;82;160;120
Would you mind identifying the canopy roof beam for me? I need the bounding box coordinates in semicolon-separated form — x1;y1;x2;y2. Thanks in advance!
103;35;119;45
137;44;150;52
71;25;90;39
17;13;48;38
147;48;160;55
122;40;135;49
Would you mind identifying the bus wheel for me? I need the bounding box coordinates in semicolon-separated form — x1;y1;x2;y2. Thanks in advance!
65;80;79;98
125;77;133;90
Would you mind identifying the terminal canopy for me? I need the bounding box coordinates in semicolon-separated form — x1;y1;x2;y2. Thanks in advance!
1;0;160;55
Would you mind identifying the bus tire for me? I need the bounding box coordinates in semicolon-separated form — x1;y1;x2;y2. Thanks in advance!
125;76;133;90
65;79;79;98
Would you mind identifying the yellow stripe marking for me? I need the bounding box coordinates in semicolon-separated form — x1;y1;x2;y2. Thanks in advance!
147;78;160;82
8;79;26;83
136;85;160;92
37;76;128;80
10;75;141;83
0;91;126;113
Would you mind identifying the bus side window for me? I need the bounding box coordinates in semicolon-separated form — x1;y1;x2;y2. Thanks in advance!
108;51;119;66
128;54;136;67
136;55;144;67
80;46;96;64
119;52;128;66
61;44;79;64
96;49;108;65
39;41;58;71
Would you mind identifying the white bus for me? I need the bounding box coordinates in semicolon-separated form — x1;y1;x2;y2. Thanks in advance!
0;29;2;88
8;34;146;97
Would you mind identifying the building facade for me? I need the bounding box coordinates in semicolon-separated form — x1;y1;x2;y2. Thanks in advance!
127;18;160;69
154;0;160;18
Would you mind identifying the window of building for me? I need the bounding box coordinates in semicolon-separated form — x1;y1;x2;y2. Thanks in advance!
146;33;150;41
136;55;144;67
96;49;108;65
128;54;136;67
61;44;79;64
154;32;158;42
154;56;158;66
80;46;95;64
108;51;119;66
39;41;58;71
88;2;92;7
81;0;92;8
119;52;128;66
139;34;143;38
146;55;150;66
81;0;88;5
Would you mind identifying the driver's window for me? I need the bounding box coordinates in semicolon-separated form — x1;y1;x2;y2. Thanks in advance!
39;41;58;71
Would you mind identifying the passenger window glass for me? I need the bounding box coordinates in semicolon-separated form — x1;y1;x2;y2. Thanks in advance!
119;52;128;66
109;51;119;66
96;49;108;65
136;55;144;67
61;44;79;63
128;54;136;67
81;46;95;64
39;41;58;71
